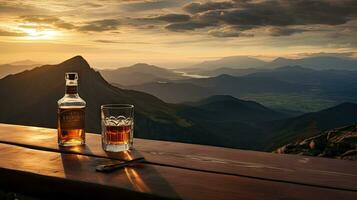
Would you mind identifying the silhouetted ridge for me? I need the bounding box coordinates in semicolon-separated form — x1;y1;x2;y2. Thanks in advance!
130;63;158;69
275;65;314;72
99;62;184;86
215;74;236;79
59;55;90;70
199;95;237;103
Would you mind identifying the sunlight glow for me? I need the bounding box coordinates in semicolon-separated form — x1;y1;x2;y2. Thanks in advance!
22;28;59;40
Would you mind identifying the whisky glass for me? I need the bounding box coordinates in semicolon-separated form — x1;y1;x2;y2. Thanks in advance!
101;104;134;152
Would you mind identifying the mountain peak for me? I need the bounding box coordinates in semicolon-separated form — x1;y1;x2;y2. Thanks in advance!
9;59;38;66
131;63;152;67
59;55;90;69
272;57;291;62
129;63;161;70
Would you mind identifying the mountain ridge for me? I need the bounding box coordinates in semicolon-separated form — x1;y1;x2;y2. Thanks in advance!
99;63;185;86
183;55;357;75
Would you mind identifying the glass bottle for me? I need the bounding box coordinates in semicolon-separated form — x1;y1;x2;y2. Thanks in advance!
57;72;86;146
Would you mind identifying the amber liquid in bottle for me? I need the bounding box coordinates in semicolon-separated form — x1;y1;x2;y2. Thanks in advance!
57;73;86;146
58;107;85;146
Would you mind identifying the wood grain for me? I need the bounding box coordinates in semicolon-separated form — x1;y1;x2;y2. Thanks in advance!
0;143;356;200
0;123;357;192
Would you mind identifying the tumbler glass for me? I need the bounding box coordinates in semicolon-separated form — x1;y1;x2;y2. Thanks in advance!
101;104;134;152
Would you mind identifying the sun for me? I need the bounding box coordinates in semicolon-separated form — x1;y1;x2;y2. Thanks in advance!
22;28;59;40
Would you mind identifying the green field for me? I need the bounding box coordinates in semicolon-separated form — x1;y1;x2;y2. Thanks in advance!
240;93;338;113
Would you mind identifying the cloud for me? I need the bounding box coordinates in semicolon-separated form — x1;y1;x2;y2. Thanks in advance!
93;39;150;44
195;0;357;26
297;52;357;59
120;0;187;12
0;3;48;16
159;0;357;37
151;14;191;22
19;15;75;30
0;29;26;37
183;1;234;14
78;19;120;32
80;2;103;8
165;21;212;32
267;27;305;36
208;26;254;38
20;15;119;32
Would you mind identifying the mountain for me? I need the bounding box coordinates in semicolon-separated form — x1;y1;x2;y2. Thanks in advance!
275;124;357;160
0;56;291;150
0;60;39;78
181;56;357;77
127;74;307;103
248;66;357;101
264;102;357;151
125;67;357;112
99;63;185;86
182;95;287;123
177;95;288;150
9;59;38;66
190;67;267;77
269;56;357;70
127;81;214;103
176;74;307;100
248;65;357;85
188;56;268;71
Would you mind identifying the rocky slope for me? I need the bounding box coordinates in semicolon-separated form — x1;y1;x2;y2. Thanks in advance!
275;124;357;160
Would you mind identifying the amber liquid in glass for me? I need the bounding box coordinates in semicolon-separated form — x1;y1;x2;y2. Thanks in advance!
103;124;131;145
57;107;85;146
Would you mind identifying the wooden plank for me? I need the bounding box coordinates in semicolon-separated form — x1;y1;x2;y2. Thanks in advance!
0;143;356;200
0;123;357;191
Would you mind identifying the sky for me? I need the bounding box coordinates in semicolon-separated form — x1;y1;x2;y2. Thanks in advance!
0;0;356;69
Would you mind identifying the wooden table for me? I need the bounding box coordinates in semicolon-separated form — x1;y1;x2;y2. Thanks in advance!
0;123;356;200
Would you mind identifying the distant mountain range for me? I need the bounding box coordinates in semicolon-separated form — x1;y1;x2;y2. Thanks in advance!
127;65;357;112
126;81;214;103
270;56;357;70
193;67;267;77
128;73;306;102
96;55;357;88
188;56;267;71
0;60;39;78
99;63;185;86
184;55;357;74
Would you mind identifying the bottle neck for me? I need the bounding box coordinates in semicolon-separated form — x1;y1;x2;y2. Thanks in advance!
65;85;78;95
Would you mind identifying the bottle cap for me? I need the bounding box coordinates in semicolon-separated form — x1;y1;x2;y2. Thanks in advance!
65;72;78;80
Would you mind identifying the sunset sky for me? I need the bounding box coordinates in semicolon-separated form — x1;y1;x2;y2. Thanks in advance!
0;0;356;68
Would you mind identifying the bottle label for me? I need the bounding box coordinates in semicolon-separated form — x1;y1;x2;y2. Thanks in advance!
58;108;85;129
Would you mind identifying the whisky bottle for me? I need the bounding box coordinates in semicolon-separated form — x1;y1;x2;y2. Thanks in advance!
57;72;86;146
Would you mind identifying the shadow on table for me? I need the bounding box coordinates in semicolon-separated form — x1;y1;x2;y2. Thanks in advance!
105;150;181;199
60;146;181;199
